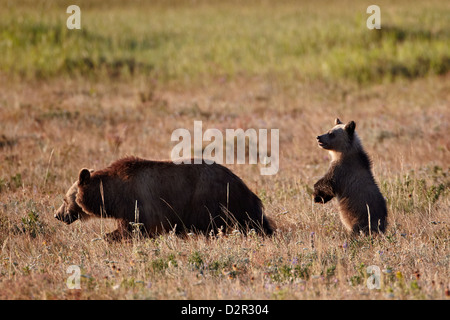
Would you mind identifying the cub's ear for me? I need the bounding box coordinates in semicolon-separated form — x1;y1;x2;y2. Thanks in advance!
78;168;91;186
345;121;356;137
335;118;343;125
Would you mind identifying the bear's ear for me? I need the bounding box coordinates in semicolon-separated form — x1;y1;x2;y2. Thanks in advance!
78;168;91;186
335;118;343;125
344;121;356;137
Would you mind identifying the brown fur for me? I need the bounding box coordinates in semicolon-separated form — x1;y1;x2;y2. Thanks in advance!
313;118;388;235
55;156;273;240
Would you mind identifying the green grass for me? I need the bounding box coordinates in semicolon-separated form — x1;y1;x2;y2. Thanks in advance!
0;0;448;301
1;0;449;84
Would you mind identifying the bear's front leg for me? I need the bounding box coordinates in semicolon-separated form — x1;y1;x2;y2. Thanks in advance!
104;229;125;242
104;219;133;241
313;177;334;204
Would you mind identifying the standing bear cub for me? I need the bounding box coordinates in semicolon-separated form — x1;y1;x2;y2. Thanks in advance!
54;156;273;240
313;119;387;235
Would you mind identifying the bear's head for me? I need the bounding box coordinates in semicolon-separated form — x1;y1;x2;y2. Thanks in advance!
54;169;95;224
316;118;357;154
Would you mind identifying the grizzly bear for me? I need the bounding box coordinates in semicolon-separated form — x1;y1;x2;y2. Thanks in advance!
313;118;387;235
54;156;273;240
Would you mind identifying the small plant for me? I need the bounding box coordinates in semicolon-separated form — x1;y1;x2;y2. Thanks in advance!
349;263;367;286
10;173;22;189
188;251;204;270
151;258;168;273
0;178;6;193
19;210;45;238
266;256;313;283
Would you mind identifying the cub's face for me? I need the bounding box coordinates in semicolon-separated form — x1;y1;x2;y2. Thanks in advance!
316;118;356;153
54;181;90;224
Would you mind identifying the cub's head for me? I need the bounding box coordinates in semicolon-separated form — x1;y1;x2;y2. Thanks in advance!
316;118;357;153
54;169;94;224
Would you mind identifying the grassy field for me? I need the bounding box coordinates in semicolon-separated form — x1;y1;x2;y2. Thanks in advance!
0;0;449;300
2;0;449;83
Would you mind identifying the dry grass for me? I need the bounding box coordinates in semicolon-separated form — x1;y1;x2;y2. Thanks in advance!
0;73;448;300
0;0;449;301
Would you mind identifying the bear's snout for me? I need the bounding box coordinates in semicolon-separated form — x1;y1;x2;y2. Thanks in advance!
317;135;327;148
54;203;78;224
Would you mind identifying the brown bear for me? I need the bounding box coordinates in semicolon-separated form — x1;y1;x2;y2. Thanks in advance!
313;118;387;235
54;156;273;240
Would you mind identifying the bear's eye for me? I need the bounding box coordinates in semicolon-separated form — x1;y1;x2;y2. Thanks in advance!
329;132;335;138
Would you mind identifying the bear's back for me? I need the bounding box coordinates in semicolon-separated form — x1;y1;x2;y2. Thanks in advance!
95;157;267;235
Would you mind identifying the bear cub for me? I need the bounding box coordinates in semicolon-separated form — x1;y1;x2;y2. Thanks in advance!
54;156;273;240
313;118;387;235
